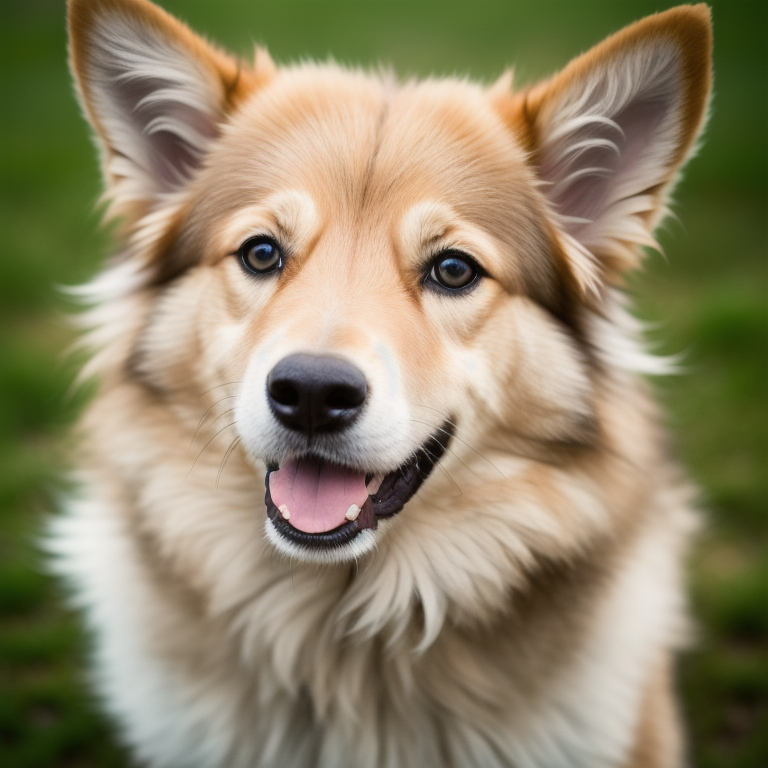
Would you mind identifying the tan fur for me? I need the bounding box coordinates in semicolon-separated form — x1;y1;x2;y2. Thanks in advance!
624;659;686;768
56;2;712;766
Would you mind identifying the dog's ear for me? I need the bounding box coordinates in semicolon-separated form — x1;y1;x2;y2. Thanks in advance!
495;5;712;288
68;0;271;219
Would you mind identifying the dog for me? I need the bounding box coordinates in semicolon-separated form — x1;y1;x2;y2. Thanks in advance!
55;1;712;766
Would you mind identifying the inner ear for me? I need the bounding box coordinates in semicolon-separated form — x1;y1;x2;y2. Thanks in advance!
99;41;222;189
541;83;680;234
69;0;264;203
530;38;692;278
494;6;711;284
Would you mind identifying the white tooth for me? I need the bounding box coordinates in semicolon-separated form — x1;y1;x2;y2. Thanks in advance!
278;504;290;520
366;474;385;495
345;504;360;522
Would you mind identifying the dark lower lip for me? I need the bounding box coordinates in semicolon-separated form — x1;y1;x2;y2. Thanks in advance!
264;421;454;550
268;514;363;548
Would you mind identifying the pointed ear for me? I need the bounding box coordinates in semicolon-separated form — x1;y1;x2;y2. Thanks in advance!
68;0;271;216
496;5;712;285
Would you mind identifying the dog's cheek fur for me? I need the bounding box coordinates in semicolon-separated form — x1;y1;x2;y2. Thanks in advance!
127;259;269;392
464;295;596;448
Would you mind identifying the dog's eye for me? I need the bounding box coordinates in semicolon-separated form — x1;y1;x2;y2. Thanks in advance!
239;236;283;275
428;252;479;292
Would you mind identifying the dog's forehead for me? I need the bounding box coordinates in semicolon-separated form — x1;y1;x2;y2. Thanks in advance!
211;66;539;232
183;65;559;299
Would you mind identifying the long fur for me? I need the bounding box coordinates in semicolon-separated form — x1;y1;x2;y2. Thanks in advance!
54;2;712;766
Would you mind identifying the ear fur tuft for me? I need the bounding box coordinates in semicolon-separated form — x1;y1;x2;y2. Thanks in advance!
496;5;712;285
68;0;266;219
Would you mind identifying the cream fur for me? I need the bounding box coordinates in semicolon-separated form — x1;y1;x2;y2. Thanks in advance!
57;2;712;766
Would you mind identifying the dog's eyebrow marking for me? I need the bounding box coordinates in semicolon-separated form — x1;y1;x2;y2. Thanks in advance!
219;190;320;253
269;190;320;246
399;201;502;274
400;201;455;253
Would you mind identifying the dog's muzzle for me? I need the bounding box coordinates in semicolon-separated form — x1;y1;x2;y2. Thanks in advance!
260;352;453;554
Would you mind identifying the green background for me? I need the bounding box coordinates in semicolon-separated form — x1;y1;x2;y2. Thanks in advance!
1;1;765;766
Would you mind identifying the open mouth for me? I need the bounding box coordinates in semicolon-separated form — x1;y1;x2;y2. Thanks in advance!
264;423;454;552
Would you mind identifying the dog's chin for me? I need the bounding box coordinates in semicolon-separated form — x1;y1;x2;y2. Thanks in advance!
264;519;380;563
262;422;454;564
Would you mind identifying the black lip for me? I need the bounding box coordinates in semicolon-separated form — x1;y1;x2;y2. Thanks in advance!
265;421;454;550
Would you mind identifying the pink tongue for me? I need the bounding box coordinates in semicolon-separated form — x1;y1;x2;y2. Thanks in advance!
269;458;369;533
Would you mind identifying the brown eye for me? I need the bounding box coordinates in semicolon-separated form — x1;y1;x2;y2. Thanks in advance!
428;252;479;291
239;236;283;274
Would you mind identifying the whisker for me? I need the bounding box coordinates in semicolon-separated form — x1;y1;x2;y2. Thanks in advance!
398;433;462;499
411;405;506;478
216;436;243;488
418;444;462;498
192;398;238;446
197;381;242;400
187;421;238;478
409;419;477;478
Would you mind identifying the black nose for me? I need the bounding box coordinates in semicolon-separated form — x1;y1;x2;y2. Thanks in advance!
266;353;368;435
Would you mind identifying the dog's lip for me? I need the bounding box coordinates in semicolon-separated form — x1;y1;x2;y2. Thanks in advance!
264;422;454;550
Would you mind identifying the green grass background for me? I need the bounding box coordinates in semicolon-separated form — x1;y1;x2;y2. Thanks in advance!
1;1;765;766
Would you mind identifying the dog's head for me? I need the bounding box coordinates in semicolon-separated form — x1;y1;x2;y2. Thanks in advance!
69;0;711;566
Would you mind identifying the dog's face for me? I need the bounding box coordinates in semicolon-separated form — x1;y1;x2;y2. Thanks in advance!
128;70;590;561
69;0;711;564
177;72;598;561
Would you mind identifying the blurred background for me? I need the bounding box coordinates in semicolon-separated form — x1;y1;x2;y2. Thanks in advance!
0;1;765;766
